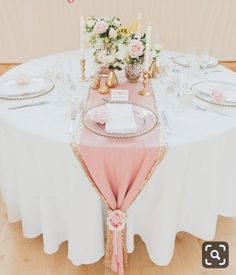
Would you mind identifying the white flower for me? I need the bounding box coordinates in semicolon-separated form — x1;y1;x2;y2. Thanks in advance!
151;43;162;60
104;54;115;64
133;33;141;40
115;45;126;60
96;51;105;63
109;28;117;38
95;39;103;49
150;50;156;61
154;43;163;51
100;17;109;21
87;19;95;28
84;32;91;42
113;18;121;28
96;51;115;64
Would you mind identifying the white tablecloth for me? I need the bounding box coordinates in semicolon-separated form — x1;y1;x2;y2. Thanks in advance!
0;50;236;266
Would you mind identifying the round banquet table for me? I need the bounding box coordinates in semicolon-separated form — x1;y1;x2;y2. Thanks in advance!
0;50;236;267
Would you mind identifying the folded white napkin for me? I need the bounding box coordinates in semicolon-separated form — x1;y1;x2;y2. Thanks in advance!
105;103;137;134
221;89;236;102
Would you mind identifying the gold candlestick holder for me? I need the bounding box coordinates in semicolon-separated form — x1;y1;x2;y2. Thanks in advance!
80;59;89;82
139;71;151;96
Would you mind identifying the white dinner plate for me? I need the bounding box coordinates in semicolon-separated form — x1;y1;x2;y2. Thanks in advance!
83;103;158;138
172;55;218;68
0;77;55;100
191;80;236;107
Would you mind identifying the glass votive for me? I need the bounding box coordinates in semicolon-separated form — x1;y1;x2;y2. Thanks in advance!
90;75;101;90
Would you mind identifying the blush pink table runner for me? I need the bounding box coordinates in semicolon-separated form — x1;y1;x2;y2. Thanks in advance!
72;74;167;275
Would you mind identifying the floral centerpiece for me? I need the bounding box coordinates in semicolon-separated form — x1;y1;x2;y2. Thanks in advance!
125;33;146;83
85;17;127;74
84;16;157;85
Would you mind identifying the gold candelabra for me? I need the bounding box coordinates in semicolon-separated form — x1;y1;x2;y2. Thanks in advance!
139;71;151;96
80;59;89;82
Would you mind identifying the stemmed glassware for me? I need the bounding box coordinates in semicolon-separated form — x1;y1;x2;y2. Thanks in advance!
185;48;201;78
199;48;211;78
164;69;192;112
53;60;67;106
64;57;80;95
186;48;197;67
164;67;181;110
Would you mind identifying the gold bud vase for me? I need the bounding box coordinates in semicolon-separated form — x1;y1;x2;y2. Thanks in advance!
149;60;159;78
106;70;118;88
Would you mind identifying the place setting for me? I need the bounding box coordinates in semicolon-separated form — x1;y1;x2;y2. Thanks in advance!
82;91;158;139
159;52;236;119
189;79;236;118
0;74;54;101
171;52;218;69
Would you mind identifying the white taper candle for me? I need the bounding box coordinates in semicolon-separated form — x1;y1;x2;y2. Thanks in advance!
144;22;152;71
137;11;142;35
80;16;85;59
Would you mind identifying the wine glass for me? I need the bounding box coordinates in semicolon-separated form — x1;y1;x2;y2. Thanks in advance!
164;69;180;110
66;57;79;94
53;60;67;106
200;48;211;76
185;48;202;79
177;71;194;110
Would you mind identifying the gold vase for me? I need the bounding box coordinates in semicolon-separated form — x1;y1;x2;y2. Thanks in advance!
106;70;118;88
149;60;159;78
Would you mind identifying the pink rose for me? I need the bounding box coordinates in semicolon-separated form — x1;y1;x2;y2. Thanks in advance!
107;210;126;232
94;20;109;34
128;39;144;58
210;90;225;103
15;74;30;85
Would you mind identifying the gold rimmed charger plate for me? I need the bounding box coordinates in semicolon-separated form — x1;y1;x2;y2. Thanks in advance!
171;55;218;69
191;80;236;107
0;77;55;101
83;102;159;139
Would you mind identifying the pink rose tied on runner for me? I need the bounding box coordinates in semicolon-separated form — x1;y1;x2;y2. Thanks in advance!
71;73;167;275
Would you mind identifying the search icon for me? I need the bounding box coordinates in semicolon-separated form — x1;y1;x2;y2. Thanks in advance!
210;250;221;260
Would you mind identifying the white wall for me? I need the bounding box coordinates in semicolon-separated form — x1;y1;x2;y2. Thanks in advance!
0;0;235;62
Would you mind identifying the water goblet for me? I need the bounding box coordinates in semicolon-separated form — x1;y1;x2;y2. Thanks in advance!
53;61;67;106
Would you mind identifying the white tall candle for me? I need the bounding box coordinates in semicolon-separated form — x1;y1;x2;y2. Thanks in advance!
137;11;142;20
137;11;142;35
144;22;152;71
80;16;85;59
